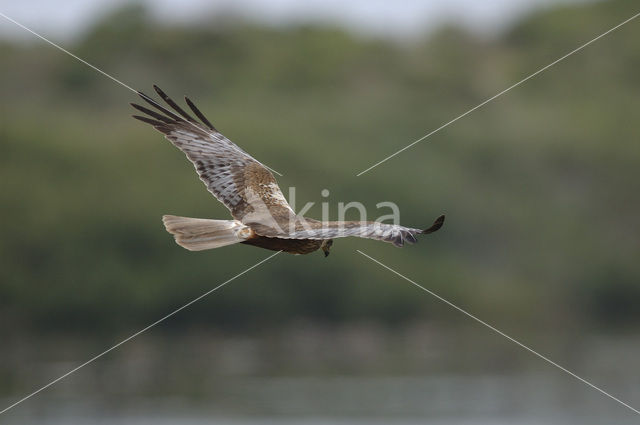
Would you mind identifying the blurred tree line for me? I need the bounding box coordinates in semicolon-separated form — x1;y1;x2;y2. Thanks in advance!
1;0;639;336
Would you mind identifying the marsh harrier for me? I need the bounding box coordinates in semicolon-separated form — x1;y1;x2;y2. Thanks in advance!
131;86;444;256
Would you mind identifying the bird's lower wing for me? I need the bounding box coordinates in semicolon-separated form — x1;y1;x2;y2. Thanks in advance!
262;216;444;247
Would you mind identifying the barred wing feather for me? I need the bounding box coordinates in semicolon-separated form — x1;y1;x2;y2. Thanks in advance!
268;215;445;247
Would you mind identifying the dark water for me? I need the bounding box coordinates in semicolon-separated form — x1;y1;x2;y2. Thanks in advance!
2;328;639;424
4;374;639;425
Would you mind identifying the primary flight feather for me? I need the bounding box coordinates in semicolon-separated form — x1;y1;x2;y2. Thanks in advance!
132;86;444;257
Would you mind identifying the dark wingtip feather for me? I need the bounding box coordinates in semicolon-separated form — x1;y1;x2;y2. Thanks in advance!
130;103;174;123
185;96;217;131
152;84;166;99
422;214;445;235
132;115;165;127
132;86;215;134
135;87;184;121
153;85;198;123
137;90;155;104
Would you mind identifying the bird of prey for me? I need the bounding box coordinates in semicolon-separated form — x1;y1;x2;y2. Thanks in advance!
131;86;444;257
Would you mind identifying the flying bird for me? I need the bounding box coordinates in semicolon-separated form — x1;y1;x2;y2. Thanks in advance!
131;86;444;257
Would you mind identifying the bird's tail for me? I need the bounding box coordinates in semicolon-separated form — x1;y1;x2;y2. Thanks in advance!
162;215;252;251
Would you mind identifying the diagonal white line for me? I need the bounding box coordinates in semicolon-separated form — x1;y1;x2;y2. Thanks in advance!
0;11;283;177
0;250;282;416
0;12;140;93
356;10;640;176
356;249;640;415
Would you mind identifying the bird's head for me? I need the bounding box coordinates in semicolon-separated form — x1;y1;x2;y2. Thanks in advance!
321;239;333;257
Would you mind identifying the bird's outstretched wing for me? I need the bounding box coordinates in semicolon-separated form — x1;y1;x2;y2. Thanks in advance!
131;85;293;222
264;215;445;247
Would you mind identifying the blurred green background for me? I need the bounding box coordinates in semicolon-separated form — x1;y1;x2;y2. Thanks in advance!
1;0;639;423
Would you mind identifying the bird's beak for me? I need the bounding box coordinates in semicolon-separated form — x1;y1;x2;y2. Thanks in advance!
323;249;330;258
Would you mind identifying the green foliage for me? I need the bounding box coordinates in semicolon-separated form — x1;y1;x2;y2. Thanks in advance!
1;0;639;334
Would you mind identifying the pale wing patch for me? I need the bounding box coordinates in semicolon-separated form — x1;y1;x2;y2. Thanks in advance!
240;187;285;234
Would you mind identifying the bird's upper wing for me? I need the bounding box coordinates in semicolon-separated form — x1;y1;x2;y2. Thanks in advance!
131;85;294;222
259;215;445;247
